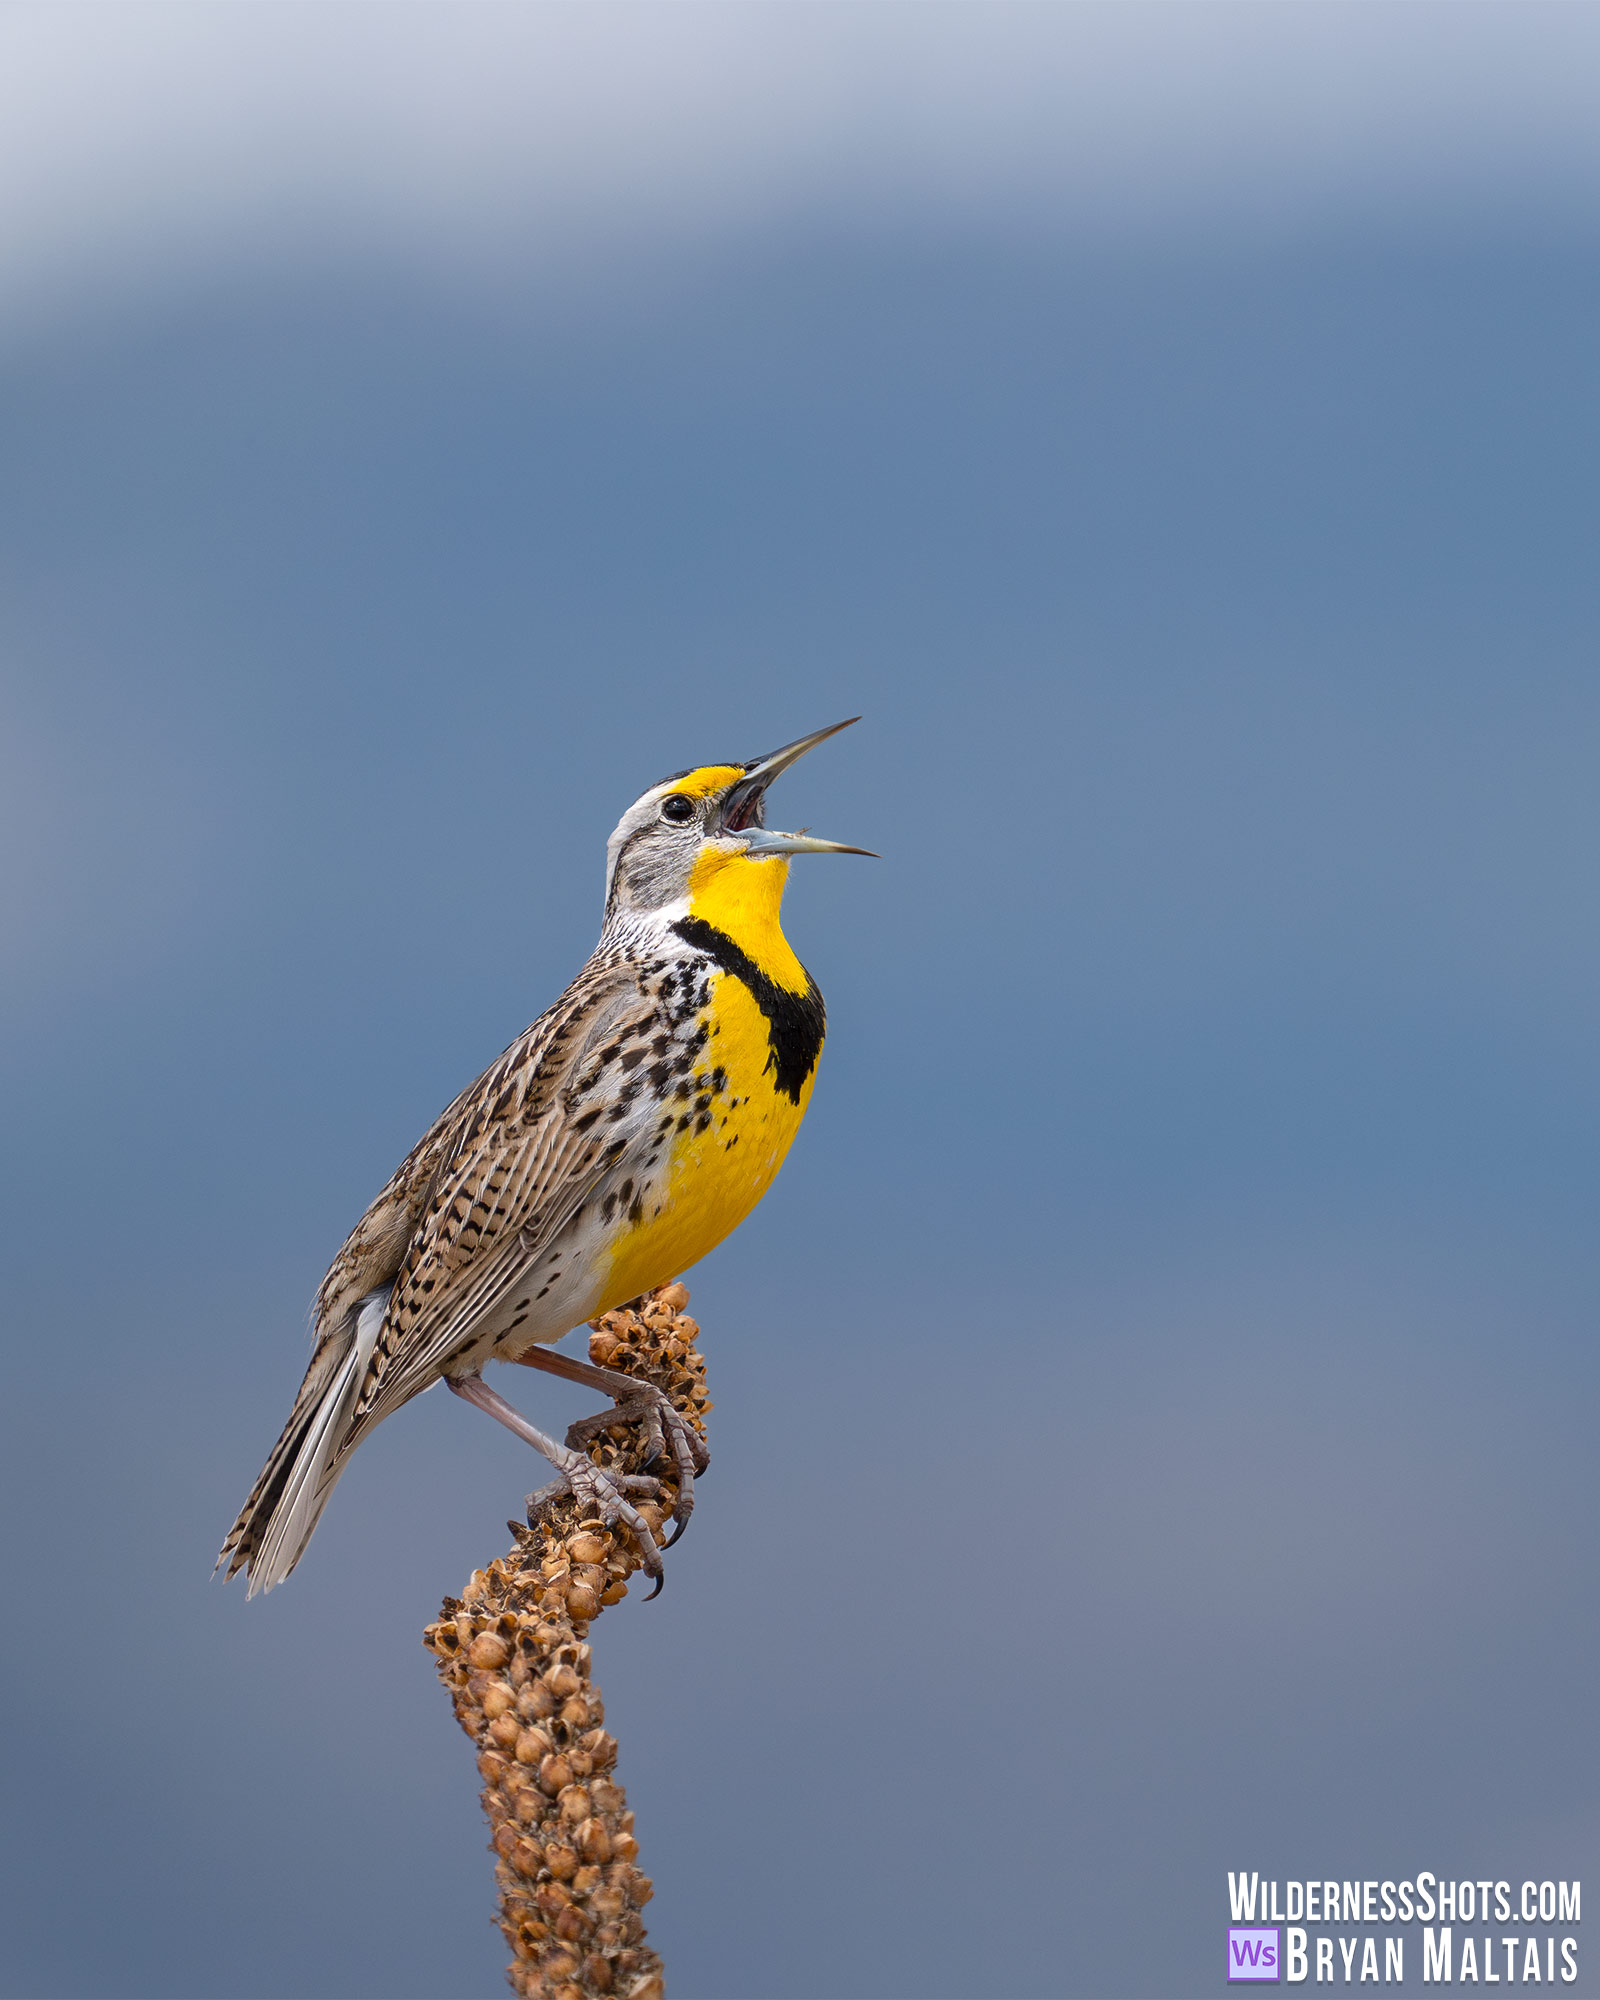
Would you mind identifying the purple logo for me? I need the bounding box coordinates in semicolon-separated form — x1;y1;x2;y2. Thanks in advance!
1228;1928;1280;1982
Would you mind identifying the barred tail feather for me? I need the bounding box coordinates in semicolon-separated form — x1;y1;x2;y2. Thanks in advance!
219;1288;389;1597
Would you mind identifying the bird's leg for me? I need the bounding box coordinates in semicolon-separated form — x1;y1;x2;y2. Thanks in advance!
505;1343;709;1547
446;1373;664;1583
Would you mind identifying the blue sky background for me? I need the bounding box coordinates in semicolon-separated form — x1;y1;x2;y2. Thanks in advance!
4;7;1600;1996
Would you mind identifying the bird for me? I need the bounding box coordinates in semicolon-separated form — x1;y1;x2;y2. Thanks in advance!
219;718;871;1598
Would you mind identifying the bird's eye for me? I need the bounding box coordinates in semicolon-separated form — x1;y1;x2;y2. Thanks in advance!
660;793;696;824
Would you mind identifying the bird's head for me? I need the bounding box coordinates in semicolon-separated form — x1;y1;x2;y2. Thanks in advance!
603;718;873;932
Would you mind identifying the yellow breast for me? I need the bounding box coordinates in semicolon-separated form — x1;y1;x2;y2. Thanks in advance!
596;848;825;1312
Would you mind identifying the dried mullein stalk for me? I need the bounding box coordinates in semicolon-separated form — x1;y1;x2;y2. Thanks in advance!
423;1282;711;2000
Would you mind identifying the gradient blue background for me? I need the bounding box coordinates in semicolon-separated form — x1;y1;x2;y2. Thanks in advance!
4;9;1600;1995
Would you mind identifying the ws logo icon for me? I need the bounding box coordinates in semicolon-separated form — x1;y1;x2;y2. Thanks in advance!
1228;1927;1280;1982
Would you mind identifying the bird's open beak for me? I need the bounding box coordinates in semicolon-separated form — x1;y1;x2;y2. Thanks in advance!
720;718;878;858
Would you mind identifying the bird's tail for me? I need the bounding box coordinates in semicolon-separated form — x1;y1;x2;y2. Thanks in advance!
217;1287;389;1597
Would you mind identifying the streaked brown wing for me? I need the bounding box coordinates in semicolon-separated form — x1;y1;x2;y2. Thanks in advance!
343;962;659;1432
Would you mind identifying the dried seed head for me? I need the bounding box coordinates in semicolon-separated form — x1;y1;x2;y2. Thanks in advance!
427;1280;689;2000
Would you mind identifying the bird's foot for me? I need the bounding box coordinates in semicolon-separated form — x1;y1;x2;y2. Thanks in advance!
565;1376;709;1549
523;1446;668;1587
523;1466;660;1530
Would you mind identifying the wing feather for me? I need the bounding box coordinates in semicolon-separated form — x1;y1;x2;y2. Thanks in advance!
339;961;662;1435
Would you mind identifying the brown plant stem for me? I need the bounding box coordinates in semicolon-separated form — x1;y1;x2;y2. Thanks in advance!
422;1282;711;2000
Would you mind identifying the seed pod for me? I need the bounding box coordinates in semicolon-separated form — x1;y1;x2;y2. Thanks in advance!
535;1882;570;1916
511;1838;542;1881
553;1905;588;1943
567;1583;601;1620
488;1716;520;1751
467;1633;509;1670
567;1748;595;1778
566;1532;607;1566
545;1663;582;1700
518;1681;557;1720
658;1282;690;1310
515;1728;552;1766
583;1729;618;1767
572;1864;602;1896
578;1817;612;1864
481;1682;515;1720
477;1750;508;1784
537;1754;573;1795
611;1830;639;1862
601;1579;628;1606
588;1330;621;1365
584;1952;616;1992
630;1874;654;1907
544;1843;577;1881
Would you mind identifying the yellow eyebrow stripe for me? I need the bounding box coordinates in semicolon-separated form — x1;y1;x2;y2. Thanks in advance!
664;764;744;800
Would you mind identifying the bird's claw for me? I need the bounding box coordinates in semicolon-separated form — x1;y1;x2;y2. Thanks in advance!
565;1377;708;1555
524;1457;668;1584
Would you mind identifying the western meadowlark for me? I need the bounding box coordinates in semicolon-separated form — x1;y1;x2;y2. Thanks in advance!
220;720;869;1597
